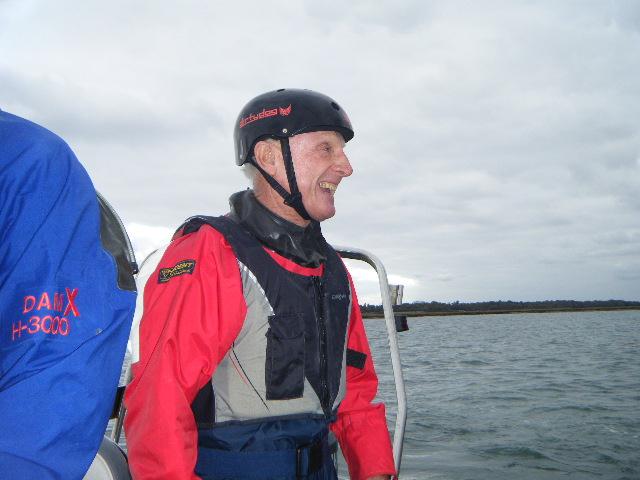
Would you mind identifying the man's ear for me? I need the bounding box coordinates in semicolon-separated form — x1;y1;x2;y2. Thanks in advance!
253;140;280;176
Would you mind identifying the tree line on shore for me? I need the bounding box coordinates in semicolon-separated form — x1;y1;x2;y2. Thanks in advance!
360;299;640;315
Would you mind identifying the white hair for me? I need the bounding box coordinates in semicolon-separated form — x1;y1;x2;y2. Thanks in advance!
241;138;280;185
241;161;259;184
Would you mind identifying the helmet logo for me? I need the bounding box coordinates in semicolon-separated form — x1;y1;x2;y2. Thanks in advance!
239;105;293;128
279;104;292;116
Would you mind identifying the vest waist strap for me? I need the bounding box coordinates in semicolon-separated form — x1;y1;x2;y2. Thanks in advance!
196;432;332;480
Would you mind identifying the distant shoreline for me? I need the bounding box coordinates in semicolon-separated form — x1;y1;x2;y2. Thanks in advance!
362;305;640;318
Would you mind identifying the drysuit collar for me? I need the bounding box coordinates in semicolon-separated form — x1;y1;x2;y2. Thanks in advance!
228;189;327;268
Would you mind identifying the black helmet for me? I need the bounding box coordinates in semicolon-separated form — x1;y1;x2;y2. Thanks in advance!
234;88;354;166
233;89;354;222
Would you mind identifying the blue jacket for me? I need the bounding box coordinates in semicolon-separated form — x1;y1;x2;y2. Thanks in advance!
0;111;136;479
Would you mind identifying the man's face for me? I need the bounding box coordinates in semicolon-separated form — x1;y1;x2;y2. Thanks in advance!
288;130;353;222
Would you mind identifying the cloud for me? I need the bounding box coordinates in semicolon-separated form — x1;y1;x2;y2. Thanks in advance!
612;0;640;32
303;0;435;33
126;223;174;264
2;0;639;302
0;67;224;144
615;265;640;281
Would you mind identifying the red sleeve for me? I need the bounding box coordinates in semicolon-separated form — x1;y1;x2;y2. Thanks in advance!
330;273;396;480
124;226;247;480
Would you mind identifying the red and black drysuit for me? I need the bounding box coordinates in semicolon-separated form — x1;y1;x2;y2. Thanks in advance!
125;190;395;479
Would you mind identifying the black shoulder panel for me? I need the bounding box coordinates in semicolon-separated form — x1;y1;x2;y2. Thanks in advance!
97;192;138;291
180;215;220;236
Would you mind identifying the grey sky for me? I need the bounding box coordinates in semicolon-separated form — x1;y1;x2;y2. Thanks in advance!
1;0;639;303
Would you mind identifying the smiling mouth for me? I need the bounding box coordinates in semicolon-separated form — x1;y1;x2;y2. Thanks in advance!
319;181;337;194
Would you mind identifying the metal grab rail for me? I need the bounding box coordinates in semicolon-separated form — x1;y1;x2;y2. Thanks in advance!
110;364;130;444
335;246;407;479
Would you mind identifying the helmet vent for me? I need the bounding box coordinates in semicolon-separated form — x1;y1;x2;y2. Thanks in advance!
277;88;285;92
331;102;341;111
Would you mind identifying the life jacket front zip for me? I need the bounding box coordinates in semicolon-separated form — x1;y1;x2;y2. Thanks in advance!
313;275;330;417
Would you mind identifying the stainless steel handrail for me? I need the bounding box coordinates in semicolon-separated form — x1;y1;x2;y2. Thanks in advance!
110;364;131;443
335;246;407;479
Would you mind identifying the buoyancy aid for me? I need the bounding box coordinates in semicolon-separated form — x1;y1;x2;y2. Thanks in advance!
176;213;352;480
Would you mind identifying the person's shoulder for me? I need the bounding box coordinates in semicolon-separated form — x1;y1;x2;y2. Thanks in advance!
0;109;70;154
0;110;91;205
145;220;236;288
0;110;80;183
165;220;235;262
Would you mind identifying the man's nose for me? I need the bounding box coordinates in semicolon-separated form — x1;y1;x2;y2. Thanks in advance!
334;151;353;177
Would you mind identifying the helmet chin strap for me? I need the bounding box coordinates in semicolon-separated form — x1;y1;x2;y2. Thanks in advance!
250;138;312;221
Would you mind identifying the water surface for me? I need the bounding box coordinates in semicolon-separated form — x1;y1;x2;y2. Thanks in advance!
345;310;640;479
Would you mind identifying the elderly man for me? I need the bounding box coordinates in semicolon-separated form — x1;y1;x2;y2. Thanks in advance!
125;89;395;480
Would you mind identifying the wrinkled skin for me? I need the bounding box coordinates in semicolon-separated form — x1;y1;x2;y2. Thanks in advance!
253;130;353;226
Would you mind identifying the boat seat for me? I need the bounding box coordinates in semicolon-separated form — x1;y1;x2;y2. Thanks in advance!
83;436;131;480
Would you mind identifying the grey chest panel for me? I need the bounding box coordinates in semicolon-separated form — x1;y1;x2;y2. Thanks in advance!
213;260;339;423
